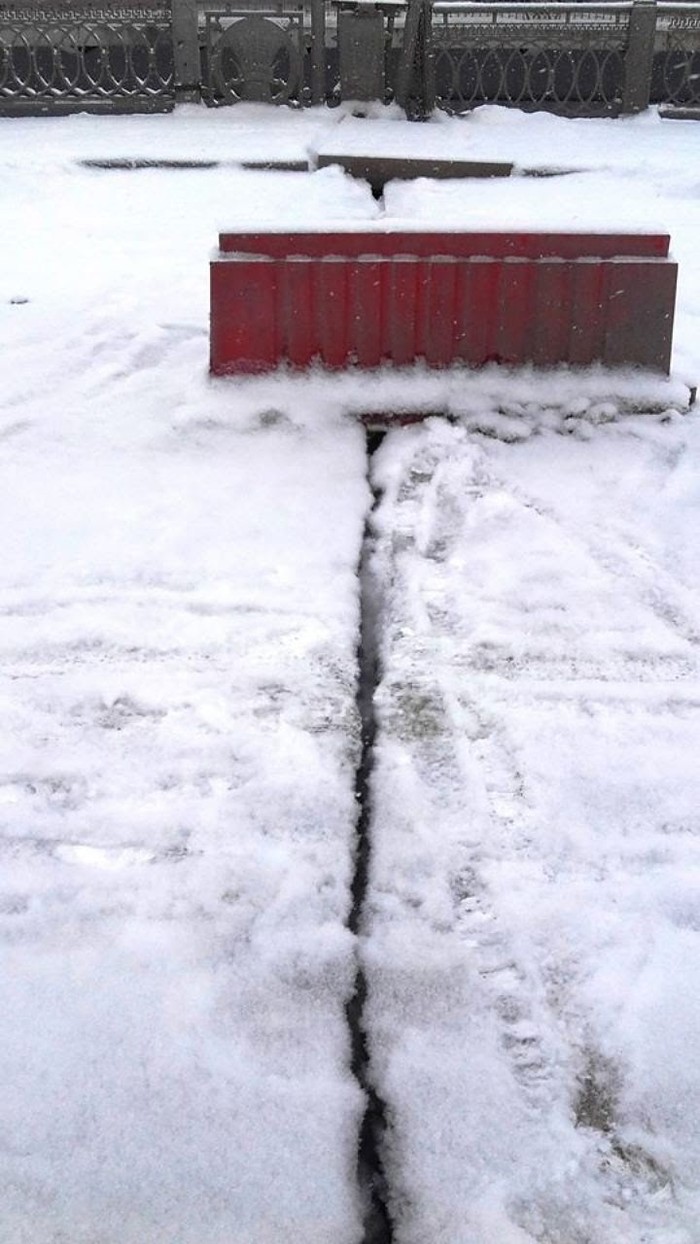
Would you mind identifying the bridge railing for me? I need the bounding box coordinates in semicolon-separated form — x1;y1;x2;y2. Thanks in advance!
0;3;175;111
0;0;698;116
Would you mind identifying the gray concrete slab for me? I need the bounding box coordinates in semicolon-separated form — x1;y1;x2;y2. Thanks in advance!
241;159;310;172
316;152;513;194
658;105;700;121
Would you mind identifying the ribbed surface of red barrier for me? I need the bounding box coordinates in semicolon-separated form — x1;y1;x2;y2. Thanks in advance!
210;231;677;375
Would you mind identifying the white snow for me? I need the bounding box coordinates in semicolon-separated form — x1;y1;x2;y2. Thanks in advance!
365;412;700;1243
0;123;376;1244
323;105;700;179
0;410;370;1244
0;101;699;1243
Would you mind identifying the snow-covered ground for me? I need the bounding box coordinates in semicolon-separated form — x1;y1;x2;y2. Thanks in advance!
0;103;699;1243
367;412;700;1244
0;121;375;1244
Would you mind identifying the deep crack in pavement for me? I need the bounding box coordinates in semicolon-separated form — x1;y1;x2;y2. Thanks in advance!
347;430;393;1244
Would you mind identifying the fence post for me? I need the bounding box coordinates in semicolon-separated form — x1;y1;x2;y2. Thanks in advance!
309;0;326;104
622;0;657;113
396;0;433;118
172;0;202;101
338;5;386;101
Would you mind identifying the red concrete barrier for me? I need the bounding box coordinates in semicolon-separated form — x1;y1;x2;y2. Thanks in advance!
210;229;677;375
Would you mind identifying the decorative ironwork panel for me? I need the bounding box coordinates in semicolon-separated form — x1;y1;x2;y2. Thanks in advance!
430;3;630;113
654;4;700;104
204;7;305;103
656;2;700;48
0;6;173;104
432;4;632;52
432;41;626;112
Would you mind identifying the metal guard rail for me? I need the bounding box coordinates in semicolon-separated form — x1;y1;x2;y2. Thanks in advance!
0;0;698;113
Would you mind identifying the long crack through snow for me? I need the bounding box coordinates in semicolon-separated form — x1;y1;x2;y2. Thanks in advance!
347;429;393;1244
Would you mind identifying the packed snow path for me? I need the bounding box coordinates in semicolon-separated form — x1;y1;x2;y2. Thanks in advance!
365;413;700;1243
0;106;699;1243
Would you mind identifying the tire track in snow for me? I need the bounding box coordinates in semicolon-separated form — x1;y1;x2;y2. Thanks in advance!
394;437;574;1117
448;702;568;1113
368;426;574;1138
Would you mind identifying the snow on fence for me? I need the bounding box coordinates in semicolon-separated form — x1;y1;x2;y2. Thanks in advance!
0;0;698;114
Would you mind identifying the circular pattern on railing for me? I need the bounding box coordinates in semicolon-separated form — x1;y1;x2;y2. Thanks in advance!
434;42;624;112
660;48;700;105
0;17;172;99
209;15;302;105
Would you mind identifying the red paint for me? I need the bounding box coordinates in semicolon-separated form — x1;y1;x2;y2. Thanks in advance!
210;231;677;376
218;230;671;260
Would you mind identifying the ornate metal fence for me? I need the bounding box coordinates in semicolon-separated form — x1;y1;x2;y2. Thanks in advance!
428;2;630;113
0;0;699;115
202;5;305;102
654;3;700;105
0;4;174;110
